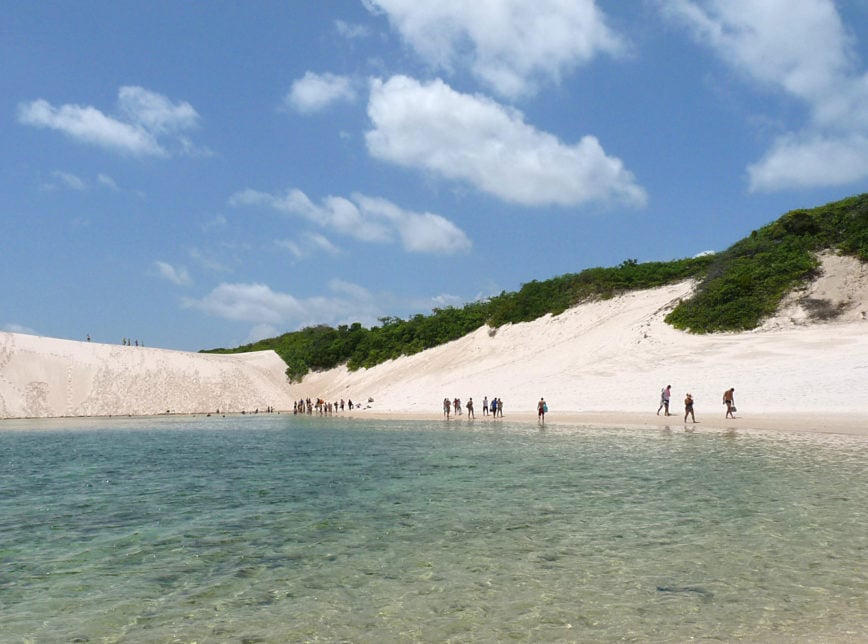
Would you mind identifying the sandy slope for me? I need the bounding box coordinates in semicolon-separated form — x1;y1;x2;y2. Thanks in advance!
294;253;868;427
0;333;294;418
3;253;867;430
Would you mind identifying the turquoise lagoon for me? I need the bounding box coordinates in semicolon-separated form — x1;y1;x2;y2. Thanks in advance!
1;414;866;642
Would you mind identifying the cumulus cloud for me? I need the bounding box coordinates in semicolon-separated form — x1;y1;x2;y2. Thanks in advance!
18;86;201;156
183;279;381;331
366;75;647;208
664;0;868;191
350;194;470;253
184;283;305;324
153;261;193;286
366;0;624;98
285;72;357;114
747;134;868;192
230;186;472;254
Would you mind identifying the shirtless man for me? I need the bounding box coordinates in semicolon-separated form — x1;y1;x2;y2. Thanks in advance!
723;388;735;418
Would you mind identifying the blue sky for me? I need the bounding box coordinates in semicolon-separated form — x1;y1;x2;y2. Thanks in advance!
3;1;868;351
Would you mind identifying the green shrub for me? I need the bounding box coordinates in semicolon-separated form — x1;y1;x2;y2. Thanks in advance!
204;193;868;378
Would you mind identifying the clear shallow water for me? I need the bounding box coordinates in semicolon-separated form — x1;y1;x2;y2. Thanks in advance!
1;416;867;643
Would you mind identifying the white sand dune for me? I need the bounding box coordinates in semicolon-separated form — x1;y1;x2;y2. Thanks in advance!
0;333;293;419
3;253;867;432
295;253;868;431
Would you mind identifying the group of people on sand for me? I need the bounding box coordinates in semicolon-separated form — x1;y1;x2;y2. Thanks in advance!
294;397;355;415
657;385;737;422
443;396;503;419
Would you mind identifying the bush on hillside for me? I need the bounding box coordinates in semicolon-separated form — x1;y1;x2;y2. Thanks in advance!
203;194;868;380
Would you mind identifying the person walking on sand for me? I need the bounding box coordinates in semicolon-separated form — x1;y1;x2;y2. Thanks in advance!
482;396;489;416
657;385;672;416
537;397;547;423
466;397;475;419
723;387;735;418
684;393;696;423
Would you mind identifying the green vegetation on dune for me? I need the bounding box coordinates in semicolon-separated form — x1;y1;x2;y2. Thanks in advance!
204;256;711;381
666;192;868;332
203;193;868;381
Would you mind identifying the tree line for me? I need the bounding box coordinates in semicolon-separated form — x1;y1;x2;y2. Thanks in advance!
203;193;868;382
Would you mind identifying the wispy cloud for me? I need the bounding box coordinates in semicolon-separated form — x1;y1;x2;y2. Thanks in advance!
285;72;357;114
97;174;120;191
48;170;87;191
366;0;624;98
153;260;193;286
335;19;371;40
664;0;868;191
3;323;38;335
276;232;341;260
230;186;472;254
366;76;647;208
18;86;203;157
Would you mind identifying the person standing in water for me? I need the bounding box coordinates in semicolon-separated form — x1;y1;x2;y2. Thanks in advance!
537;398;547;423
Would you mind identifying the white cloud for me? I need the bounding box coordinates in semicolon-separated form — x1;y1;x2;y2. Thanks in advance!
97;174;120;191
664;0;853;101
747;133;868;192
202;214;227;231
306;232;342;255
189;247;232;273
366;0;624;98
351;194;471;253
664;0;868;191
277;232;341;260
51;171;86;191
230;186;472;254
18;86;200;157
247;324;279;344
335;19;371;39
285;72;357;114
153;261;193;286
3;323;38;335
366;75;647;208
184;283;304;324
276;239;304;260
183;280;380;331
42;171;122;192
328;278;374;302
118;86;198;135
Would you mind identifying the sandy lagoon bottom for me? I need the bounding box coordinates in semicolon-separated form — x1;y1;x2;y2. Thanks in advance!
1;414;866;642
